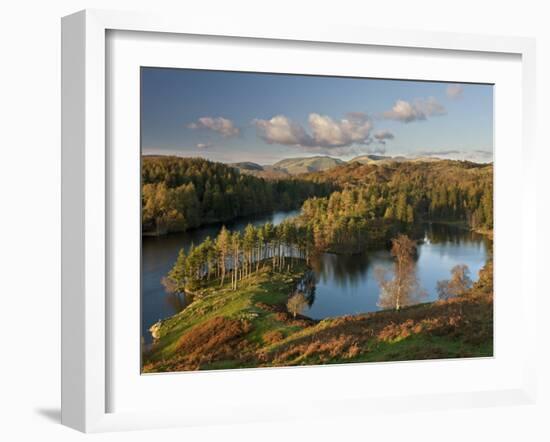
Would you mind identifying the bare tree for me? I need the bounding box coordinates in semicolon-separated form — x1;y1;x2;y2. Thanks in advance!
376;234;426;311
437;264;473;300
287;292;308;318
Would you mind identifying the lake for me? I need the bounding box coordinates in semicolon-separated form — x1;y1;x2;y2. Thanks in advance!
142;210;489;342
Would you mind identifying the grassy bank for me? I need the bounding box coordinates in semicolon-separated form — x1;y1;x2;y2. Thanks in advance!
143;260;493;373
142;261;313;372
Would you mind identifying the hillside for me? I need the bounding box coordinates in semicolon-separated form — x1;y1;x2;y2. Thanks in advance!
143;259;493;372
271;156;345;174
230;164;291;179
142;156;492;237
184;154;487;180
141;156;331;235
349;154;450;165
229;161;264;171
304;158;493;188
230;155;345;177
350;154;407;164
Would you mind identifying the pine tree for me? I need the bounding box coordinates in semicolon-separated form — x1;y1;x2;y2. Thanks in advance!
231;232;242;290
216;226;231;286
164;248;187;293
243;224;256;278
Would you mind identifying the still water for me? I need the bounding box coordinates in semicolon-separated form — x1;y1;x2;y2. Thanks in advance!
142;210;300;341
142;211;489;341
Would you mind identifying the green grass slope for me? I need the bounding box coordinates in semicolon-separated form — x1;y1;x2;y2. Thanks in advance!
143;260;493;373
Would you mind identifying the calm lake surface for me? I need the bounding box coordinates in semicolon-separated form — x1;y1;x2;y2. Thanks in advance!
142;210;489;342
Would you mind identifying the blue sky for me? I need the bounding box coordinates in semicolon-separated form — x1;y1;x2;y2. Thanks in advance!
141;68;493;164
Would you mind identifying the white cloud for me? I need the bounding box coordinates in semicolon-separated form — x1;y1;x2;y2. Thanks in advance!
446;84;464;99
196;142;213;149
253;112;373;151
309;113;373;147
253;115;313;147
383;97;446;123
187;117;240;137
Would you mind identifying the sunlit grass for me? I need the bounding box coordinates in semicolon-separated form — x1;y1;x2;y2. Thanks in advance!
143;259;493;373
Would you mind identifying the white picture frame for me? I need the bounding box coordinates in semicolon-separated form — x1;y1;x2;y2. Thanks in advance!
61;9;537;433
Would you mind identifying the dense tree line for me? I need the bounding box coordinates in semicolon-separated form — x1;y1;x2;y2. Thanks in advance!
294;161;493;253
163;221;315;293
303;160;493;227
142;156;332;235
298;189;413;253
163;158;493;292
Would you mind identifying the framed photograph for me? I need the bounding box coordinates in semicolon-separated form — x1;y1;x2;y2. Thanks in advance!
61;9;537;432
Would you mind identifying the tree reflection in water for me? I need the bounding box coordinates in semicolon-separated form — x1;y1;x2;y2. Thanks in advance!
165;292;192;314
423;222;487;246
309;251;391;290
294;269;317;307
301;223;488;319
143;218;488;339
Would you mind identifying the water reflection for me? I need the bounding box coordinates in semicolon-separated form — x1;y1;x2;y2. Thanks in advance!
142;217;489;341
295;269;317;307
309;252;392;289
424;222;486;245
165;292;190;313
302;223;489;319
141;210;299;341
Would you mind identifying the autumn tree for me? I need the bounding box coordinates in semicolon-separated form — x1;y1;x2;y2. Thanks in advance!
376;234;425;311
142;182;170;234
141;156;332;235
161;159;494;300
287;292;308;318
437;264;473;300
162;248;187;293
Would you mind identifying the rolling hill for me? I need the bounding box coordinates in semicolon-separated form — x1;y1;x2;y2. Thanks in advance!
350;154;408;164
225;154;481;178
271;156;345;174
230;155;346;177
228;161;264;171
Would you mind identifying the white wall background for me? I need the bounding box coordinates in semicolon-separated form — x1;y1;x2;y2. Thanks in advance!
0;1;547;440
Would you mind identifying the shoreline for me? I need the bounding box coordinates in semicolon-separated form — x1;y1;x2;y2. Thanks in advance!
142;208;301;238
143;254;493;372
143;270;493;372
146;219;492;340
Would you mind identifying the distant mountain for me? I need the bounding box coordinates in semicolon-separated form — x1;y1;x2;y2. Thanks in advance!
230;155;345;177
408;156;446;163
350;154;408;164
229;162;290;178
350;154;390;163
349;154;461;165
229;161;264;171
229;153;487;179
271;156;345;174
